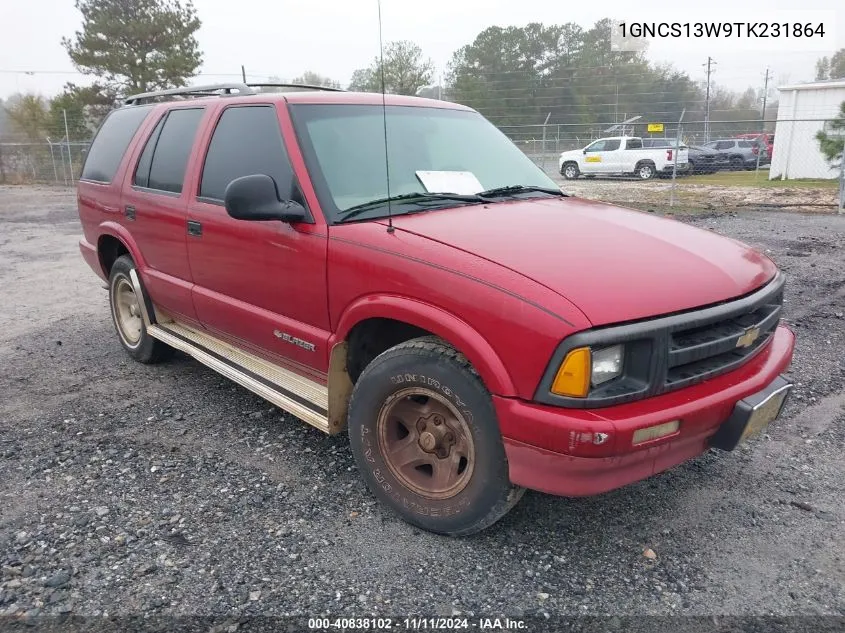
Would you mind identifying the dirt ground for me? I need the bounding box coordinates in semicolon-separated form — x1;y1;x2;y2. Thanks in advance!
0;186;843;626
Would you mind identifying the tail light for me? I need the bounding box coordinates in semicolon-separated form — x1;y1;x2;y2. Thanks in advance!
752;146;759;155
666;149;673;161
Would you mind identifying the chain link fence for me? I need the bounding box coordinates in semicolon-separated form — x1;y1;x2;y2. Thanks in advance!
502;118;844;213
0;140;89;185
1;111;842;214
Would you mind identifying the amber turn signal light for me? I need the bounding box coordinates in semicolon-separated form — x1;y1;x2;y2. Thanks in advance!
551;347;591;398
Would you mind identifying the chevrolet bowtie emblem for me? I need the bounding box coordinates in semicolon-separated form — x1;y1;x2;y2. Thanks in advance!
736;326;761;349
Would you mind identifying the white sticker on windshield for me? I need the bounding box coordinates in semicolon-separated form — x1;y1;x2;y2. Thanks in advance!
415;171;484;195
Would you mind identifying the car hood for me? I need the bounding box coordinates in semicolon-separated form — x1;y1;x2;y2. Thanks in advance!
559;149;583;159
380;197;777;326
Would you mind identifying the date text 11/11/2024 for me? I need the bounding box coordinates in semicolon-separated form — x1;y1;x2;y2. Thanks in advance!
307;617;528;630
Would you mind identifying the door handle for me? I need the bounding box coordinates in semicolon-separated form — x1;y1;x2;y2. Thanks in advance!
124;205;136;221
187;220;202;237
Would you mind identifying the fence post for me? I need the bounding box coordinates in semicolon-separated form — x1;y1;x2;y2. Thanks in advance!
63;109;74;185
669;109;685;208
47;139;59;183
839;153;844;215
540;112;551;173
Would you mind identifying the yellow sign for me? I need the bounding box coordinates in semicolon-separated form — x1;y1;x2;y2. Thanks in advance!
585;156;602;163
647;123;664;133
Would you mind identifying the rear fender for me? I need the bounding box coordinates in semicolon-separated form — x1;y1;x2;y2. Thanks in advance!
96;221;148;276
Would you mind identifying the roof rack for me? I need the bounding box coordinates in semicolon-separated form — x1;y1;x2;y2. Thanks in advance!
123;82;344;106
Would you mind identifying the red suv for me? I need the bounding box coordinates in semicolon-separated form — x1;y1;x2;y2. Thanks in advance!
76;83;795;535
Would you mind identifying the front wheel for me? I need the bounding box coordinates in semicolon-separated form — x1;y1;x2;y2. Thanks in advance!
561;162;580;179
347;336;524;536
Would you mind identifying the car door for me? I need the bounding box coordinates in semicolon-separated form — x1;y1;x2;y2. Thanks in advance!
711;141;732;165
184;103;331;376
620;137;644;172
582;139;612;174
120;106;206;322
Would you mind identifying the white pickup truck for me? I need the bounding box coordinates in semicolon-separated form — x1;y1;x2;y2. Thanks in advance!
558;136;688;180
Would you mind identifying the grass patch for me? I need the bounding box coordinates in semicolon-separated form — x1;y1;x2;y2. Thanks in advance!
683;169;839;188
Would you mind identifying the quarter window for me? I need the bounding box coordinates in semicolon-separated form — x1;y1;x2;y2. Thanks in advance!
81;105;153;183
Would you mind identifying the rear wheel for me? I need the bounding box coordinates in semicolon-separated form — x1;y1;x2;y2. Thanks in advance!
561;162;580;180
108;255;173;364
347;336;524;536
730;156;743;170
635;161;655;180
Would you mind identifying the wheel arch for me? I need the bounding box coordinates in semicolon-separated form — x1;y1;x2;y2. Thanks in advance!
330;295;517;398
96;222;147;278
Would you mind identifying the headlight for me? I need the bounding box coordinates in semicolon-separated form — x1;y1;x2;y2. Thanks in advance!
551;344;624;397
591;345;624;386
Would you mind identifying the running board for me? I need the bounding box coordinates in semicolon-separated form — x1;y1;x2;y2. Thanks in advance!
146;321;333;434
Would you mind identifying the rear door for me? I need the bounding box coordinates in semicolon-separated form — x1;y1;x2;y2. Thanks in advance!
120;106;206;322
620;137;644;171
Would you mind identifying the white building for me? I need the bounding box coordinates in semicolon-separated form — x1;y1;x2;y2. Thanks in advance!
770;79;845;180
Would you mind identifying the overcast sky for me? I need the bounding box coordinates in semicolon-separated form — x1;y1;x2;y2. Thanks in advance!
1;0;843;100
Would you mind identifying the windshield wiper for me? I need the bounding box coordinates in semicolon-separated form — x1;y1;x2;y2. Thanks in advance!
477;185;568;198
337;192;486;222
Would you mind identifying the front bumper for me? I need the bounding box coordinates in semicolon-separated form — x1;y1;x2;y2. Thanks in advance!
497;325;795;497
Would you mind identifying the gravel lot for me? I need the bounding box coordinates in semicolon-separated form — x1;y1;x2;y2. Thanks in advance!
0;186;843;625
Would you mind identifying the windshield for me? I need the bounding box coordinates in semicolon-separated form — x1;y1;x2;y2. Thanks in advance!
288;104;559;223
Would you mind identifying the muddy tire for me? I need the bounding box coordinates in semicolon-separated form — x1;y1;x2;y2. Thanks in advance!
347;336;524;536
108;255;173;364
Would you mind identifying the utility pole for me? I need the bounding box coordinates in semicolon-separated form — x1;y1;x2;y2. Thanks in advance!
703;56;716;142
760;67;771;127
754;68;771;179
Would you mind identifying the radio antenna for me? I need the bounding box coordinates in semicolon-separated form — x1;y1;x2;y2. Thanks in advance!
377;0;394;234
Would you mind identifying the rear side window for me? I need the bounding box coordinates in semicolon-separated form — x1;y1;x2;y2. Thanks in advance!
738;141;752;148
199;106;294;202
626;138;643;149
133;116;165;188
133;108;204;193
81;106;153;183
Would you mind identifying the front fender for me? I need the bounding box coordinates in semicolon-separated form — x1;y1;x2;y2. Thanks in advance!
330;294;517;396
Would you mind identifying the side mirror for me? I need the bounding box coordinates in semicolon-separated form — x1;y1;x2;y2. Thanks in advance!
224;174;307;223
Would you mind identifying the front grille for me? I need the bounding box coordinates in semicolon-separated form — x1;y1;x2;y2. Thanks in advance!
663;283;783;391
535;273;786;409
